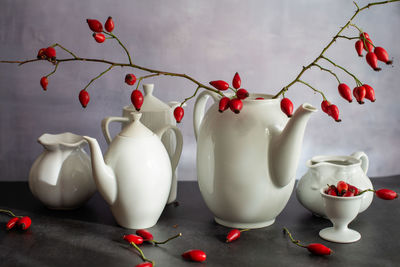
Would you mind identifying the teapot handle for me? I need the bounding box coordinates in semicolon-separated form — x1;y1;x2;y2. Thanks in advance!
193;91;220;141
156;125;183;203
101;116;129;144
351;151;369;174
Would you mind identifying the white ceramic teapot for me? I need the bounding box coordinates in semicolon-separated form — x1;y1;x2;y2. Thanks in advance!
29;132;95;209
84;112;183;229
194;91;316;228
102;84;182;204
296;151;373;217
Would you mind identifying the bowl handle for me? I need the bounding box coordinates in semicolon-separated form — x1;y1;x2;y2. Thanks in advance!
351;151;369;174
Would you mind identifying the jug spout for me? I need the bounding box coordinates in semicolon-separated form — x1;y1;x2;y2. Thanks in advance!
270;103;317;187
83;136;117;206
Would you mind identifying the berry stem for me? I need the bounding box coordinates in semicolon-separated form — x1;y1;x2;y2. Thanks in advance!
103;32;133;65
52;43;78;59
357;188;376;196
321;56;363;86
130;242;155;266
135;73;162;90
312;63;341;83
0;209;22;218
348;24;376;52
46;62;59;78
297;80;327;99
82;65;115;91
153;232;182;245
336;35;361;40
283;227;307;248
180;86;201;107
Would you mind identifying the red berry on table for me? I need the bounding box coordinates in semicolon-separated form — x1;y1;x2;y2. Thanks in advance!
363;84;375;102
360;32;370;39
374;47;392;65
123;234;144;245
226;229;241;243
229;98;243;114
209;80;229;91
135;263;152;267
125;73;137;86
307;243;332;256
131;90;144;111
337;181;349;196
280;97;293;117
353;86;366;104
338;83;352;103
86;19;103;32
79;90;90;108
375;189;398;200
93;33;106;43
321;100;331;115
174;106;184;123
18;216;31;230
355;40;364;57
6;217;20;230
45;47;56;60
40;76;48;91
366;52;381;71
136;229;154;241
105;16;114;32
232;72;241;89
218;97;230;113
327;104;341;122
363;38;374;53
236;88;249;99
37;48;46;59
182;249;207;262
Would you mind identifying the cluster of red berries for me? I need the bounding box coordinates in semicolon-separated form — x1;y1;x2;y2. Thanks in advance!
325;180;398;200
6;216;31;231
87;17;115;43
355;32;392;70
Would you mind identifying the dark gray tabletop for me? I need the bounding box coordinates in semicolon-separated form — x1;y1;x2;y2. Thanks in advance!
0;176;399;267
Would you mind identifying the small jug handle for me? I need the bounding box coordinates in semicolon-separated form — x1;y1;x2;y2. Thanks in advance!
193;91;220;141
351;151;369;174
101;116;129;144
156;125;183;203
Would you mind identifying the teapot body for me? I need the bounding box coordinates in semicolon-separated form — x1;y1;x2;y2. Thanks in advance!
296;152;373;217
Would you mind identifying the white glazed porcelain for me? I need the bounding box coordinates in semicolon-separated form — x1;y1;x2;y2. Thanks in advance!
319;188;363;243
102;84;182;204
85;112;183;229
193;91;316;228
29;132;95;209
296;151;373;217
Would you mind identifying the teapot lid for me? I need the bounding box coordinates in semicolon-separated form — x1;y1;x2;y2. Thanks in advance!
137;84;171;112
119;112;155;138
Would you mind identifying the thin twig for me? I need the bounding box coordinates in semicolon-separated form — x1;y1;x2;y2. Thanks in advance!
312;63;341;83
83;65;115;91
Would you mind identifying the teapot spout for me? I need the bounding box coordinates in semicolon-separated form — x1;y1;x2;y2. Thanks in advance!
270;103;317;187
83;136;117;206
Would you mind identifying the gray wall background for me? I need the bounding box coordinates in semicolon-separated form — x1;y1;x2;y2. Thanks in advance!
0;0;399;181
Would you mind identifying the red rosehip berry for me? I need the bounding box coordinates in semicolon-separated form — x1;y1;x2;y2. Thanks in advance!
6;217;20;230
321;100;331;115
280;98;293;117
125;74;137;86
40;76;48;91
236;88;249;100
229;98;243;114
86;19;103;33
363;38;374;53
131;90;144;111
360;32;370;39
17;216;31;230
366;52;381;71
209;80;229;91
375;189;398;200
218;97;230;113
37;48;46;59
79;90;90;108
363;84;375;102
232;72;241;89
374;47;392;65
343;190;355;197
136;229;154;241
123;234;144;245
348;184;359;195
355;40;364;57
135;263;152;267
307;243;332;256
326;186;338;196
182;249;207;262
226;229;241;243
338;83;352;103
93;33;106;43
45;47;56;60
337;181;349;196
353;86;366;104
327;104;341;122
174;106;184;123
105;16;114;32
